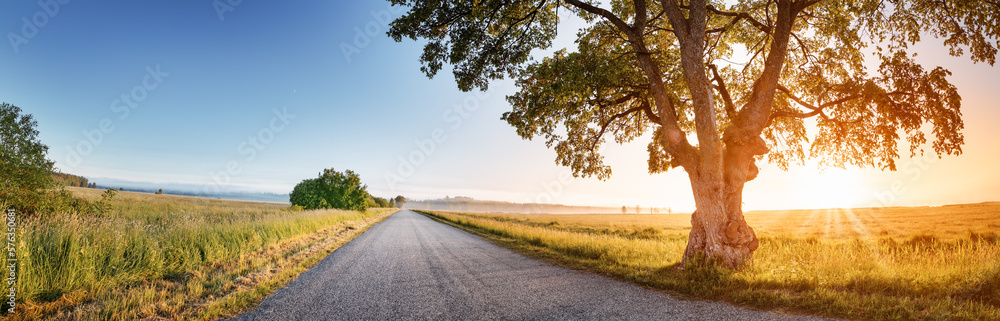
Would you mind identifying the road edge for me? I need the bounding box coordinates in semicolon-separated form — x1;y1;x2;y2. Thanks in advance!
205;209;401;320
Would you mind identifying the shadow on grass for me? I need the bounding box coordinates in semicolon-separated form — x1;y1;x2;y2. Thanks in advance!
650;254;748;299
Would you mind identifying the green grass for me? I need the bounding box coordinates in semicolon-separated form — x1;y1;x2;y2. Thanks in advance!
7;187;397;320
417;204;1000;321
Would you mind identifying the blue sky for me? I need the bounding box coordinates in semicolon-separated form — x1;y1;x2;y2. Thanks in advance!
3;1;999;210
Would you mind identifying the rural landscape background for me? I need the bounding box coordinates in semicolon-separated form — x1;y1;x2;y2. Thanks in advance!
2;0;999;320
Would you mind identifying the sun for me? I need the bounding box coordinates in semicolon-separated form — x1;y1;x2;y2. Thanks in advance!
794;161;865;209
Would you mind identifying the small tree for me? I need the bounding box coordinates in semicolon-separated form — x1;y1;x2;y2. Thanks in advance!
289;178;326;209
621;206;627;214
394;195;407;208
289;168;371;211
1;102;54;213
370;196;390;208
319;168;369;210
156;189;163;195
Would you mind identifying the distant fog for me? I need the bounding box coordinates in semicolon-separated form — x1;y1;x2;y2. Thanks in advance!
404;196;674;214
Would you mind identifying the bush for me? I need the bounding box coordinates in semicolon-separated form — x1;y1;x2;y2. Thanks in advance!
289;168;370;211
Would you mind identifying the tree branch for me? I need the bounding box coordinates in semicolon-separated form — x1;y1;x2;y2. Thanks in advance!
771;84;913;122
768;108;819;121
640;99;662;126
591;92;639;109
776;84;819;111
705;4;772;34
794;0;823;12
482;1;546;62
709;64;737;119
732;0;797;134
633;0;648;31
664;0;722;170
592;104;648;150
564;0;638;41
660;0;689;39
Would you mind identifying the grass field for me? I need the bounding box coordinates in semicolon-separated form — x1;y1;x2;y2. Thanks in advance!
418;203;1000;320
6;187;397;320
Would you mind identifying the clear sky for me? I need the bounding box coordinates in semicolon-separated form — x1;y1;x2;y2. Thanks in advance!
2;1;998;211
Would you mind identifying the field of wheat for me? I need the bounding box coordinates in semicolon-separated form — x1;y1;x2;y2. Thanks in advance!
420;203;1000;320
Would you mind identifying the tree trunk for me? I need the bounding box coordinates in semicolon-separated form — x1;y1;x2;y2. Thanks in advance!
681;136;764;268
681;177;759;267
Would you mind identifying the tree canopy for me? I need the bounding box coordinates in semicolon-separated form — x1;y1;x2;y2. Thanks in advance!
388;0;993;176
289;168;372;211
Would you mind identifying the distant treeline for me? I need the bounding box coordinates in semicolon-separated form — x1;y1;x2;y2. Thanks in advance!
52;172;96;188
405;196;632;214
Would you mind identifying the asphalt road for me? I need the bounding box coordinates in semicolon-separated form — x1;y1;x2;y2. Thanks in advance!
231;210;828;321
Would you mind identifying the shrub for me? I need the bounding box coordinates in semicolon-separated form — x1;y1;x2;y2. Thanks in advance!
289;168;370;211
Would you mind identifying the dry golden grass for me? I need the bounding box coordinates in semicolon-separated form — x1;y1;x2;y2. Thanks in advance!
420;203;1000;321
483;203;1000;241
6;187;397;320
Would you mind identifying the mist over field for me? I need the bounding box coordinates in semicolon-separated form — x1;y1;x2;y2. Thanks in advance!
401;196;672;214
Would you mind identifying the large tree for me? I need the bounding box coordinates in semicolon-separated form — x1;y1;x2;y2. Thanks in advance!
388;0;997;266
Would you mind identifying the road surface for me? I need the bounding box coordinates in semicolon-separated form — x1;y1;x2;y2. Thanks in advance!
231;210;827;320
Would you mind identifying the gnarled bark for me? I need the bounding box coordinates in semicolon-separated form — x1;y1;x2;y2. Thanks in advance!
681;165;760;267
679;127;769;267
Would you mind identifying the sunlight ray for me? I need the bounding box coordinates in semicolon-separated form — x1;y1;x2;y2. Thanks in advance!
824;209;834;239
797;208;821;237
844;207;871;239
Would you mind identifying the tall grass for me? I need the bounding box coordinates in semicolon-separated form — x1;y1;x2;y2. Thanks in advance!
420;205;1000;320
7;187;396;320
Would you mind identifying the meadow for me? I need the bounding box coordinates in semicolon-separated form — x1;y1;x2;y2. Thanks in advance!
6;187;397;320
418;203;1000;320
